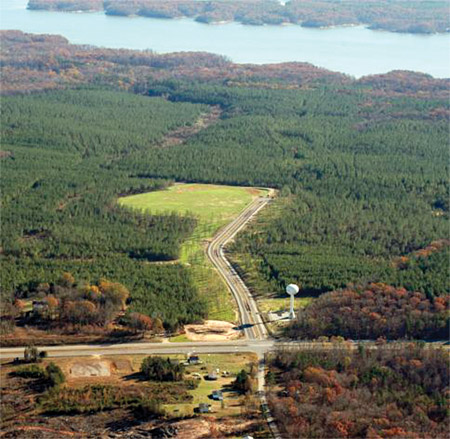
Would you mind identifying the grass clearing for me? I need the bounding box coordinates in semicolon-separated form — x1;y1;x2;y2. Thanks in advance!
257;296;314;335
169;334;191;343
257;296;314;314
119;183;268;322
31;352;256;418
166;352;257;417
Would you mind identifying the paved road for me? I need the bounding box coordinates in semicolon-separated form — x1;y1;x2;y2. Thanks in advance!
0;340;273;360
1;339;446;439
206;192;280;436
207;195;271;340
0;194;274;358
1;339;446;360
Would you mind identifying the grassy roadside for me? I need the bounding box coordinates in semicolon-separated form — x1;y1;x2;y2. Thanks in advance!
229;250;315;334
119;183;268;322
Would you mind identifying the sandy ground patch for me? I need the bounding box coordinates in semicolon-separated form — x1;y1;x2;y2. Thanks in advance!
69;360;111;378
165;417;261;439
184;320;242;341
110;359;133;373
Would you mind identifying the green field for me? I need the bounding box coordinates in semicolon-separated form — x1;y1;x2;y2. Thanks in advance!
257;297;313;315
119;183;268;321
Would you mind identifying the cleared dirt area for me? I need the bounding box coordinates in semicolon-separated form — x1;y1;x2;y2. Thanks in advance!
159;105;222;148
0;326;147;348
69;360;111;378
68;359;134;378
184;320;242;341
147;417;262;439
0;352;267;438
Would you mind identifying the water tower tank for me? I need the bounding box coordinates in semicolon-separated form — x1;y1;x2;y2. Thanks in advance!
286;284;299;295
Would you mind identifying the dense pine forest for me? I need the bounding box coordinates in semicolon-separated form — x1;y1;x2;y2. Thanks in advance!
1;89;209;329
0;31;448;339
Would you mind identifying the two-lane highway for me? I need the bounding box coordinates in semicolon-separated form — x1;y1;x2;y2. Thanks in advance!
2;340;446;360
207;194;271;340
0;340;274;360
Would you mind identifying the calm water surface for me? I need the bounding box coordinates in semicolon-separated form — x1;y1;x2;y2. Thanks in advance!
1;0;449;78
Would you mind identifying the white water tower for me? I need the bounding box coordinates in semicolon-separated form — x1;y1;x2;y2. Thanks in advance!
286;283;299;319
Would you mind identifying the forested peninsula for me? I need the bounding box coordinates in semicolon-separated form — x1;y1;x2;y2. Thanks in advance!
1;30;448;343
27;0;450;34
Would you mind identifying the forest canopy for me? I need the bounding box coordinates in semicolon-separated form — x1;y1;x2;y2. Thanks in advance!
286;283;449;340
1;31;448;338
1;89;208;330
269;346;450;438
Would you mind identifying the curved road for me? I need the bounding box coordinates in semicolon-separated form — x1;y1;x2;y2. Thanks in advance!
205;192;281;436
207;195;271;340
4;193;447;439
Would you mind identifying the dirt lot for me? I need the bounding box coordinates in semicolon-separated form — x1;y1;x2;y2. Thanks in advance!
184;320;242;341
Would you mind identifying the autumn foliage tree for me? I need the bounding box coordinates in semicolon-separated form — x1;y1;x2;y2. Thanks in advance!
98;279;130;311
269;346;449;438
287;283;449;340
127;312;153;333
19;273;134;328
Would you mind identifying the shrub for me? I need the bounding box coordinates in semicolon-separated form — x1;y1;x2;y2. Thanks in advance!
24;345;40;363
140;356;184;381
133;398;165;419
45;362;65;388
14;364;45;379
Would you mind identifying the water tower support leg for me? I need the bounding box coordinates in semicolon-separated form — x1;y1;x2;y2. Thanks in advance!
289;294;295;319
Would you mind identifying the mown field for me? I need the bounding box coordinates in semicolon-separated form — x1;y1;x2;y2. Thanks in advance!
119;183;268;321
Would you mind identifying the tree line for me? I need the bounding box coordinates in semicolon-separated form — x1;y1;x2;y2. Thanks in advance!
130;80;449;301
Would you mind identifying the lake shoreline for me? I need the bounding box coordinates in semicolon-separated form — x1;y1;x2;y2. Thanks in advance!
27;0;450;35
2;0;449;78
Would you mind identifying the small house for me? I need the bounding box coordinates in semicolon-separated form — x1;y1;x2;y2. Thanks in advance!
197;403;210;414
32;300;48;312
211;390;223;401
188;355;201;365
206;371;218;381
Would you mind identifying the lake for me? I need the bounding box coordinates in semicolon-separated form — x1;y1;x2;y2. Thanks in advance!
1;0;449;78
